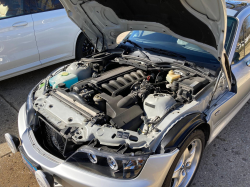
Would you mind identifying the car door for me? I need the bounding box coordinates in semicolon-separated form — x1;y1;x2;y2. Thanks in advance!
206;15;250;143
231;14;250;103
0;0;40;78
30;0;80;64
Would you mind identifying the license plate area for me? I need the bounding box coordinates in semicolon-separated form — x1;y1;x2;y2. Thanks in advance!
21;154;37;173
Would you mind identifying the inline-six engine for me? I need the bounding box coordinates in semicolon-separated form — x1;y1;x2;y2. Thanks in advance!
33;54;209;157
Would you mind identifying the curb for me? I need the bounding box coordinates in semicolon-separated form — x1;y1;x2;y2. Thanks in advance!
0;142;11;158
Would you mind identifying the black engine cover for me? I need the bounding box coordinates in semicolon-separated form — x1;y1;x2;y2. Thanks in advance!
100;93;143;131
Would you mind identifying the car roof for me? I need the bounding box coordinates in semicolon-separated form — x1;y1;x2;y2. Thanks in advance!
226;0;250;16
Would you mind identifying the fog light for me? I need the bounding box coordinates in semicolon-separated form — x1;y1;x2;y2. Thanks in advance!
35;170;54;187
4;133;20;154
88;153;98;164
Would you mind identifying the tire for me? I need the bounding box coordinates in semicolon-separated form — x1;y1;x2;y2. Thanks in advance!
162;130;205;187
75;34;94;60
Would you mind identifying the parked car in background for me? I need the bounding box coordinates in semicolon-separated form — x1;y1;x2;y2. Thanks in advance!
0;0;93;81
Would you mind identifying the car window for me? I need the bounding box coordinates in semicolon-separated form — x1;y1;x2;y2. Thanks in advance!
225;16;238;54
233;28;245;64
244;15;250;57
233;14;250;64
0;0;29;20
30;0;63;13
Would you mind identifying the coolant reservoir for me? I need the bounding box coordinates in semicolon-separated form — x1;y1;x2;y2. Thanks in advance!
66;62;92;81
49;72;78;89
166;70;181;83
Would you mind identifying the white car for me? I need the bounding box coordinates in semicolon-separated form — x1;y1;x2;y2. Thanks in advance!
0;0;93;81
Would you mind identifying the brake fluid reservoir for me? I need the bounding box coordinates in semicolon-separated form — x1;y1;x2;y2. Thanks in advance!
66;62;92;81
166;70;181;83
49;72;78;89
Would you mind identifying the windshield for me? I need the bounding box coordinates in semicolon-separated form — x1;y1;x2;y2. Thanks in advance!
125;16;237;64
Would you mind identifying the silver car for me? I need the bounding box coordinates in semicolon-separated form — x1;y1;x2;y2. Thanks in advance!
5;0;250;187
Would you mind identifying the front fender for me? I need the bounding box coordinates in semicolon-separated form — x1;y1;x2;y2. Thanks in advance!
156;113;207;154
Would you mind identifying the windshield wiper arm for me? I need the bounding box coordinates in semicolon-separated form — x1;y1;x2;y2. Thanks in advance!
144;47;186;59
123;39;142;48
123;39;150;60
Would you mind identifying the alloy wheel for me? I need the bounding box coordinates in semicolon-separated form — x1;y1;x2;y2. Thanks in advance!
82;39;94;57
171;139;202;187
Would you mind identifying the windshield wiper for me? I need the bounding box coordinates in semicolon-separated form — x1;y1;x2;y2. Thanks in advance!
123;39;142;48
123;39;150;60
144;47;186;60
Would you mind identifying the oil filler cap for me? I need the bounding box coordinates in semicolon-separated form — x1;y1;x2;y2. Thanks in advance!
35;170;54;187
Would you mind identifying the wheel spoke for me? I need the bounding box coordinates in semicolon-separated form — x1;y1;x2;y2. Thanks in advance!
172;169;186;187
171;138;202;187
185;141;197;168
81;40;94;57
172;179;179;187
179;169;187;184
172;168;180;179
183;148;190;162
172;165;182;179
172;154;184;179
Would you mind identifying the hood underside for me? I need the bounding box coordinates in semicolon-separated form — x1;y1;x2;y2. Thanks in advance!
61;0;227;61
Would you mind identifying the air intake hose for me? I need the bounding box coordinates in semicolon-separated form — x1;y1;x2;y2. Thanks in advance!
117;93;138;108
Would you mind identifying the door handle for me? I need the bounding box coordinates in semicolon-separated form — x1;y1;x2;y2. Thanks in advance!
12;21;28;27
246;61;250;67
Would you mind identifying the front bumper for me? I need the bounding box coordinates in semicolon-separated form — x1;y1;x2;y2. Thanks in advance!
18;103;179;187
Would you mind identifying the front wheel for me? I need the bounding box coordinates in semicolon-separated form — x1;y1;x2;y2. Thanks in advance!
75;34;94;60
162;130;205;187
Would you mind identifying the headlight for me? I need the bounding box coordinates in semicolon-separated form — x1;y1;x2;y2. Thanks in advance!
66;146;149;179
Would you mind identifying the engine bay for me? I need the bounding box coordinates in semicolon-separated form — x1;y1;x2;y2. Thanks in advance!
33;49;212;158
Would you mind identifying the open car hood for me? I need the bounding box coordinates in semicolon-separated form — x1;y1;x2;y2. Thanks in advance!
61;0;232;89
